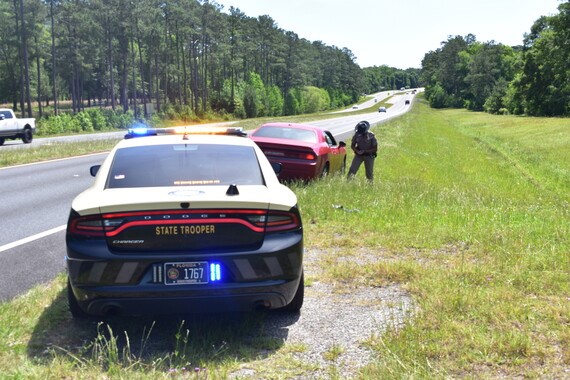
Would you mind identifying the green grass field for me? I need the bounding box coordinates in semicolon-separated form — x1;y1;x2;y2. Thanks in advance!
0;98;568;378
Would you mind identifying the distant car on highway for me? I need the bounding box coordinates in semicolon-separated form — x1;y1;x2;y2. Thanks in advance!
65;126;304;317
378;106;387;113
405;100;410;105
352;105;359;109
250;122;347;181
0;108;35;145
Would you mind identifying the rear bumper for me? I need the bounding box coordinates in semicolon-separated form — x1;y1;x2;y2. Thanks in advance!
72;279;298;316
66;232;303;316
268;158;319;181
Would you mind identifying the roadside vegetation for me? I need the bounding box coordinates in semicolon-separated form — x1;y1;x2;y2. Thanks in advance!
420;3;569;117
0;99;568;378
0;0;421;127
0;95;395;168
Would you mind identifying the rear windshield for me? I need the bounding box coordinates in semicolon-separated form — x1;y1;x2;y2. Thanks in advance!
252;126;317;143
106;143;264;188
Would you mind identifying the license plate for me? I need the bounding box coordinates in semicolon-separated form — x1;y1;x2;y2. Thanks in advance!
164;262;208;285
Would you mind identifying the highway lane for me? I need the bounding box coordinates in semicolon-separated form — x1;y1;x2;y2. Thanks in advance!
0;153;108;245
0;91;417;301
311;91;416;142
0;153;108;300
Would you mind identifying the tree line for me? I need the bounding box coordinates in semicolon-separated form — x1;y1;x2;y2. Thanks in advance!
4;0;564;125
421;1;569;117
0;0;419;124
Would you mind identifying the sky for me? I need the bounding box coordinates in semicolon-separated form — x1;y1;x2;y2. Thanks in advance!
213;0;563;69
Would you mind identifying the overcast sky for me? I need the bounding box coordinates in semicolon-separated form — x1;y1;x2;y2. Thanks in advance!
213;0;563;69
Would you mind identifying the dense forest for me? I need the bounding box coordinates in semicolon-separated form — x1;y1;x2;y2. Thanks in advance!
1;0;566;131
421;1;569;116
0;0;418;125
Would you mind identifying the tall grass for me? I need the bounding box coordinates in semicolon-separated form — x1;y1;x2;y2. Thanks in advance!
290;100;569;378
0;99;568;378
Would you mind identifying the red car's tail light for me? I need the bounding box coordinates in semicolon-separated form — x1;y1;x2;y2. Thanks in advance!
263;149;316;161
297;152;316;160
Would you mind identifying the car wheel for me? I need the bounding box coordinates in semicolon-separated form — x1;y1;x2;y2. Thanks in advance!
321;163;329;178
0;138;4;146
22;128;33;144
67;278;88;318
280;272;304;312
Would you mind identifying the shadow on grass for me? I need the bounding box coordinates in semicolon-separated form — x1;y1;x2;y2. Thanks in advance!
27;288;300;372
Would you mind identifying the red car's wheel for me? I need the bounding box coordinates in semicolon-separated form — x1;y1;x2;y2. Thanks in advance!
321;163;329;178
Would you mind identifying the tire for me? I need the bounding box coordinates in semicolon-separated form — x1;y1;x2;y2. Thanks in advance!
67;278;88;318
320;163;329;178
0;138;4;146
281;272;304;312
22;128;33;144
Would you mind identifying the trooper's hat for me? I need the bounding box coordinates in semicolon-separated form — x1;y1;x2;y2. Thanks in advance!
355;120;370;133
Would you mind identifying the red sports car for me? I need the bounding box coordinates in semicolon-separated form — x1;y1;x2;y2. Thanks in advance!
250;122;347;181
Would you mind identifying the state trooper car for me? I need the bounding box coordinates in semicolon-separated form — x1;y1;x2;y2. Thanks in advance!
66;126;304;317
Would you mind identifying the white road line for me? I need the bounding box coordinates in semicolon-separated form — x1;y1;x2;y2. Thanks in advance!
0;225;66;253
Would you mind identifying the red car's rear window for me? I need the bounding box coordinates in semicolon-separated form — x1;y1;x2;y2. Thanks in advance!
252;126;317;143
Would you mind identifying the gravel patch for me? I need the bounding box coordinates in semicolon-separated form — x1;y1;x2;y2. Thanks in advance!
230;249;414;379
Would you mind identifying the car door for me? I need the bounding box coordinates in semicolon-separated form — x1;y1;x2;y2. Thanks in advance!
323;131;343;173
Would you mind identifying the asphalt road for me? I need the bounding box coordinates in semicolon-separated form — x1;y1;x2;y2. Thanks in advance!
0;153;108;300
0;91;417;301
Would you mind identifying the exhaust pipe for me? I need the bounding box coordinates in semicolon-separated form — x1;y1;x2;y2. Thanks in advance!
253;300;271;311
101;304;122;317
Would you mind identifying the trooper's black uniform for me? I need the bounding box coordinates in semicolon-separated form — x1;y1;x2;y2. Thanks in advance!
347;121;377;181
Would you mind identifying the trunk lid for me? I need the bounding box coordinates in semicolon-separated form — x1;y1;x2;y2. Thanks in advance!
94;185;273;253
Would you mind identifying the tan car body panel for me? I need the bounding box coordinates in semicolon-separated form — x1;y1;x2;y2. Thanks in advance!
72;185;297;215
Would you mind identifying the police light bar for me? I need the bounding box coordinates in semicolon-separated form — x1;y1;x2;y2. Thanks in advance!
124;125;246;139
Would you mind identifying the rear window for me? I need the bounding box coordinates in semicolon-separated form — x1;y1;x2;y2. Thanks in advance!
252;126;317;143
106;143;264;188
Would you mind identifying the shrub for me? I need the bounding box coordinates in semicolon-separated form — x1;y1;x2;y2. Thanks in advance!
86;109;108;131
76;112;94;132
37;108;136;136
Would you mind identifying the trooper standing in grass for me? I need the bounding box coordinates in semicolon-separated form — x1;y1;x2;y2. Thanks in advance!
347;120;378;182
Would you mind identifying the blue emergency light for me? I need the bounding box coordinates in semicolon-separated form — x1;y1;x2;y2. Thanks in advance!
210;263;222;282
124;125;246;139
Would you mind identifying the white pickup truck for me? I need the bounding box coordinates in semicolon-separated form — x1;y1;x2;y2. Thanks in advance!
0;108;36;145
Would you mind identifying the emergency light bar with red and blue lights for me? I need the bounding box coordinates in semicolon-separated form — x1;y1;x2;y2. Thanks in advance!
125;125;247;139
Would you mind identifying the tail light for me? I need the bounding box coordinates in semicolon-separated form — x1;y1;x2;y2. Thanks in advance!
67;208;301;238
244;210;301;232
263;149;316;161
265;211;301;232
67;210;105;238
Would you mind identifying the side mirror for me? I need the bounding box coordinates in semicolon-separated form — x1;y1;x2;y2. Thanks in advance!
339;141;346;148
90;165;101;177
270;162;282;175
0;115;5;121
